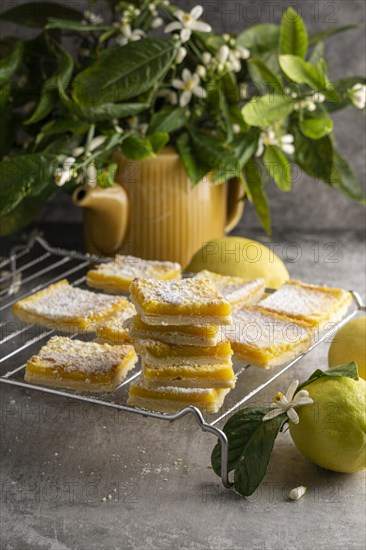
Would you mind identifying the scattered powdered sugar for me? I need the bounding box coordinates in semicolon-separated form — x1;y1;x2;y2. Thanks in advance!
260;281;347;317
131;278;228;307
90;255;181;279
98;302;136;330
22;282;123;320
195;272;265;302
223;307;310;348
32;336;133;374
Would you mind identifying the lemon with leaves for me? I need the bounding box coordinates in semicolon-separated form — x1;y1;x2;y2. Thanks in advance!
328;317;366;380
187;237;289;289
290;367;366;473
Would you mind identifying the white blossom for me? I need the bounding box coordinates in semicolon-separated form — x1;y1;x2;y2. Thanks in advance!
157;88;178;105
294;92;325;112
256;128;295;157
262;380;314;424
196;64;206;78
151;17;163;29
128;116;148;135
164;5;211;43
116;23;145;46
86;164;98;188
289;486;307;501
349;83;366;110
175;47;187;64
172;68;207;107
83;10;103;25
55;157;76;187
232;124;241;134
202;51;212;65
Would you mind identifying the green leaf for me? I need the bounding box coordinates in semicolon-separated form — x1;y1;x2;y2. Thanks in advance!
234;413;285;497
297;362;359;394
237;24;280;54
175;133;208;186
149;132;169;154
299;112;333;139
121;133;155;160
211;408;271;475
72;39;176;107
279;54;327;89
0;2;83;28
26;45;74;125
279;7;308;59
292;125;333;182
0;195;49;236
189;130;238;180
308;42;325;66
242;94;295;127
263;145;291;191
243;159;271;234
309;25;359;46
79;102;149;122
98;163;117;188
149;107;186;134
331;150;366;203
0;154;58;216
247;57;284;93
211;407;286;497
0;40;24;84
41;119;90;136
46;19;110;31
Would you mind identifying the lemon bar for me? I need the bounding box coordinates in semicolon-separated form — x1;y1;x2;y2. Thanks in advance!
25;336;138;392
128;377;230;414
96;300;136;344
129;278;232;326
86;255;181;293
136;340;235;389
125;315;220;347
13;279;129;333
194;270;265;309
259;280;352;329
224;306;313;368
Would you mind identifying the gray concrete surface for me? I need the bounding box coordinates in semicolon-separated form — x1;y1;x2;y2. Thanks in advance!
1;0;365;231
1;227;365;550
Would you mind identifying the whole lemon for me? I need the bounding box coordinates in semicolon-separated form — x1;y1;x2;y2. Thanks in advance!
328;317;366;380
290;376;366;473
186;237;289;289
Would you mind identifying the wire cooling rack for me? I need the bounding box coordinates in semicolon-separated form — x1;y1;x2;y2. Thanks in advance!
0;236;365;488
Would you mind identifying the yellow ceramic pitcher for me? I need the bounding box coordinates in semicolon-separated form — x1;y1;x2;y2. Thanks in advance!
73;146;243;268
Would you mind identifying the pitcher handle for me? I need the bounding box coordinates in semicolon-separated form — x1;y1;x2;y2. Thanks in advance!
225;177;244;233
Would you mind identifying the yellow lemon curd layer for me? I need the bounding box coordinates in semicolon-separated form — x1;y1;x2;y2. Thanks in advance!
129;383;224;404
143;363;235;381
142;340;232;359
131;315;219;337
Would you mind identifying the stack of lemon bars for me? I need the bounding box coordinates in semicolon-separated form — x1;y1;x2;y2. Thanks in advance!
12;251;353;416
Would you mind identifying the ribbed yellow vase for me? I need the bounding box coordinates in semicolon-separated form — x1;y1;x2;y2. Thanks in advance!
74;146;243;268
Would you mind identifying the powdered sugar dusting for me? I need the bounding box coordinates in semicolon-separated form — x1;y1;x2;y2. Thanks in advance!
194;271;265;303
131;278;228;307
31;336;134;374
224;307;310;348
21;282;123;320
90;255;181;279
260;281;347;318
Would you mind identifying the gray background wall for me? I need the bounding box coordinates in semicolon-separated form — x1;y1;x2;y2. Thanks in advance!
1;0;365;231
